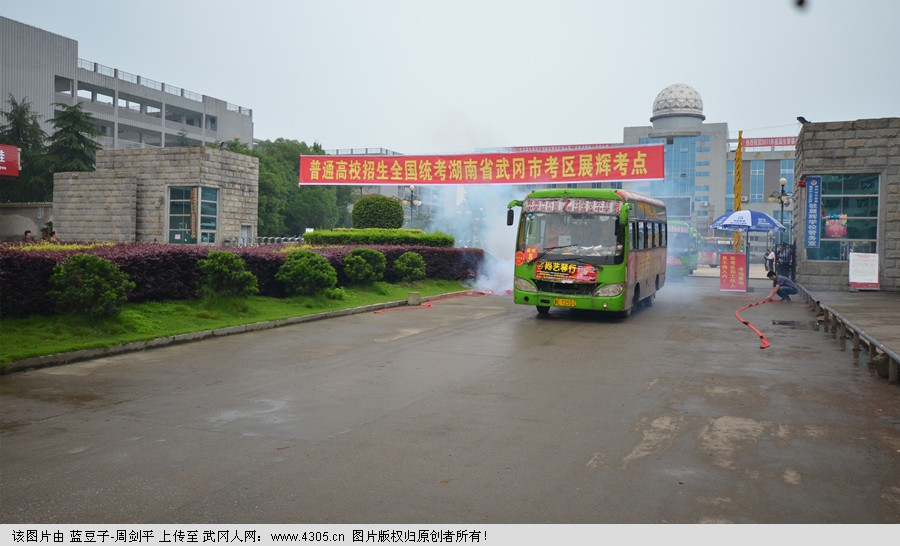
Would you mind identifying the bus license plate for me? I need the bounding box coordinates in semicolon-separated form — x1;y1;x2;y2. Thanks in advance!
554;298;577;307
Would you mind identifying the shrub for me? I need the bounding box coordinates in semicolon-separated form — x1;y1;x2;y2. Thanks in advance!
351;195;404;229
393;251;427;283
196;250;259;299
48;254;136;318
275;251;338;296
343;248;386;285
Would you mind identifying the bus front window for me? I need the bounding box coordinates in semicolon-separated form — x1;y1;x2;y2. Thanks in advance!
519;212;622;263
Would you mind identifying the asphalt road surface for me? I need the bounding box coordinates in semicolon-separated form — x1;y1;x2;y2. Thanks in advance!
2;276;899;524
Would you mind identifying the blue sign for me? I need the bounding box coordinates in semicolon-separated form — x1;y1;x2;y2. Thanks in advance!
805;176;822;248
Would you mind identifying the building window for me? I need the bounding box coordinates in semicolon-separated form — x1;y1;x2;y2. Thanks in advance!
726;160;735;213
749;160;764;202
199;187;219;244
167;186;218;244
806;174;879;261
780;159;794;192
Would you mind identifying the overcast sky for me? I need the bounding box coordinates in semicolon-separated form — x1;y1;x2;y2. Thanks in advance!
5;0;899;154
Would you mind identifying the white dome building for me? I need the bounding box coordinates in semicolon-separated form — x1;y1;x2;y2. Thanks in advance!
649;83;706;131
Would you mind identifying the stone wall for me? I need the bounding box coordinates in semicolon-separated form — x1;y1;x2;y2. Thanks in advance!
54;171;137;242
53;147;258;243
794;117;900;291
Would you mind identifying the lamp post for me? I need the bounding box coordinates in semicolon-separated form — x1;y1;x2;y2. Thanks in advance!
401;185;421;228
768;177;789;244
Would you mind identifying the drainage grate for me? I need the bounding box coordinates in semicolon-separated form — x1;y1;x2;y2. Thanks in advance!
772;320;820;330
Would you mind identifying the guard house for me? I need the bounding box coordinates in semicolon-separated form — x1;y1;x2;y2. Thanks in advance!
793;117;900;291
53;147;258;245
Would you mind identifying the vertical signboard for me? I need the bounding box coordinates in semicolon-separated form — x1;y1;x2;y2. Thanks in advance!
719;253;747;292
190;187;199;241
805;175;822;248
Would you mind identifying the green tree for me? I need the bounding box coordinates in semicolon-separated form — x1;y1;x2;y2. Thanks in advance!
254;139;352;235
0;94;51;202
45;102;101;173
210;137;357;235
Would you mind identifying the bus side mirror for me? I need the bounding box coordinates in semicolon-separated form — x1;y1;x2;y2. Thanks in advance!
506;208;515;226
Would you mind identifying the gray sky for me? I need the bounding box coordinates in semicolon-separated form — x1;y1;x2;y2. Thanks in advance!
5;0;899;154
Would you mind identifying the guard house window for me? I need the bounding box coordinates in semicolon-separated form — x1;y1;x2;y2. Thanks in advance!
806;174;879;261
199;187;218;244
167;186;219;244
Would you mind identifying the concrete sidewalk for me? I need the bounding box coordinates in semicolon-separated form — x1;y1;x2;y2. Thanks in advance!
691;264;900;383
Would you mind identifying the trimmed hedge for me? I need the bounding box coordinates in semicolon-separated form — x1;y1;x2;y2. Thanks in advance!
351;194;404;229
304;228;454;247
0;243;484;318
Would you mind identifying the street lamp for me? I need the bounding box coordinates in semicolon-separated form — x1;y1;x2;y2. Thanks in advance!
768;177;789;244
401;185;421;228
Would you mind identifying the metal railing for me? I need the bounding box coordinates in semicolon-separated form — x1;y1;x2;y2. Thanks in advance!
77;58;252;114
223;236;304;247
798;283;899;383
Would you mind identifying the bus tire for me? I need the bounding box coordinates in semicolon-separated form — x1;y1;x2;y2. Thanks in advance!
642;294;654;308
536;305;550;315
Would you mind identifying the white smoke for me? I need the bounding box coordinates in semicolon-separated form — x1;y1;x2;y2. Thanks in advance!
418;184;525;295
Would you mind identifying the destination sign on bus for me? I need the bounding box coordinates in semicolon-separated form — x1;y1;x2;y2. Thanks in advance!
523;198;621;215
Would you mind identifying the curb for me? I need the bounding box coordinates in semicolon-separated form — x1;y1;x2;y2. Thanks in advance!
3;291;472;375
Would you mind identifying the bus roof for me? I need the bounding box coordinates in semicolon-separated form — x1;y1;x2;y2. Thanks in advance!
524;188;666;209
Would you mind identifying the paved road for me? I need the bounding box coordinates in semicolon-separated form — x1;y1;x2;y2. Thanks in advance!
1;277;899;524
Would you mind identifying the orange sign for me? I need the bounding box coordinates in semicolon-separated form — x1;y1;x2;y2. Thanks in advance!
299;145;664;185
719;253;747;292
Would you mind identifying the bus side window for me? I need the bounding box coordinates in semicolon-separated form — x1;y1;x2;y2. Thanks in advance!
631;222;638;251
642;222;649;250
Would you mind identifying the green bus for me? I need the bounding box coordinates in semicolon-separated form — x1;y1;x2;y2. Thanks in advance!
666;220;699;276
506;188;667;317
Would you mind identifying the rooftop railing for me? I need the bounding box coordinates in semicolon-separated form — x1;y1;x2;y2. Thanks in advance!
77;58;252;116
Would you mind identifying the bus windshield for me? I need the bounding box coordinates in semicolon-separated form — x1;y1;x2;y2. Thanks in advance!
518;211;624;264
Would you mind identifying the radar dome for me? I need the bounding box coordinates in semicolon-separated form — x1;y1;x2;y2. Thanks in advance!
650;83;705;122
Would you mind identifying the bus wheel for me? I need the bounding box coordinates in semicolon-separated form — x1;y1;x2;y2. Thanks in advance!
536;305;550;315
642;294;654;307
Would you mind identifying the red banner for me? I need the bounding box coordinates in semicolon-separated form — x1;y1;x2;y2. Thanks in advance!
0;144;20;177
719;253;747;292
741;136;797;148
299;145;664;185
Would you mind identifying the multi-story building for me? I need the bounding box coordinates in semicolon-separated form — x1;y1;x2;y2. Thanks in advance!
0;16;253;150
623;83;795;255
0;16;258;243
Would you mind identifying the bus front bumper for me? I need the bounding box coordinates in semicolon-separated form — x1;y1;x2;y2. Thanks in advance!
513;288;627;312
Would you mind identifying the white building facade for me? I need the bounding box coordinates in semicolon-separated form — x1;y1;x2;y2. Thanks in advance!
0;16;253;150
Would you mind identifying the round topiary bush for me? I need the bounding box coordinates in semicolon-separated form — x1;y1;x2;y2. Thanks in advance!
196;250;259;299
275;251;338;296
351;194;404;229
49;253;136;318
343;248;387;285
393;251;427;283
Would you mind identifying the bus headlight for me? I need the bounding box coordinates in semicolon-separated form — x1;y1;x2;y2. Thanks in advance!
514;277;537;293
593;283;624;297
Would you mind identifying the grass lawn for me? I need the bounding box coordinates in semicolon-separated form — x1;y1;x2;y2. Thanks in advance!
0;280;468;367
